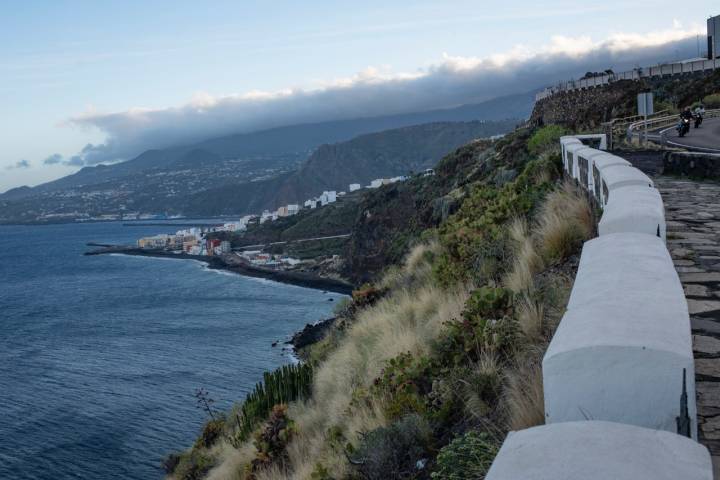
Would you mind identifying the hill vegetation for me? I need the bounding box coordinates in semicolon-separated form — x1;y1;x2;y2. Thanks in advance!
0;119;519;224
164;123;595;480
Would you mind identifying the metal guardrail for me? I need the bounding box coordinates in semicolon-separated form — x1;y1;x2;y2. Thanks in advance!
626;109;720;144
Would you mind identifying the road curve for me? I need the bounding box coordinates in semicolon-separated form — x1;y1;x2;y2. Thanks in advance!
661;117;720;153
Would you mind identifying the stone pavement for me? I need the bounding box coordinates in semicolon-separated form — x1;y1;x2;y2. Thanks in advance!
656;177;720;474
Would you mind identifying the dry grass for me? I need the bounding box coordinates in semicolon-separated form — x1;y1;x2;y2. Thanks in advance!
504;350;546;431
534;182;593;264
515;293;544;341
201;182;590;478
504;218;543;295
378;240;440;291
206;243;468;479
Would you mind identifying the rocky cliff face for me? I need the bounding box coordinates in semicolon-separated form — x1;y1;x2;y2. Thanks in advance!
529;80;642;130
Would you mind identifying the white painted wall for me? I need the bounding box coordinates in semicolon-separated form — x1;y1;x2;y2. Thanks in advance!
486;421;712;480
599;186;666;240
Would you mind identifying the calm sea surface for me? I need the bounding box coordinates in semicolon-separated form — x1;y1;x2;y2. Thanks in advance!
0;222;340;480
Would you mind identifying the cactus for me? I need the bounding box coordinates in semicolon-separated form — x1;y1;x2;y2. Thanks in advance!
233;363;313;444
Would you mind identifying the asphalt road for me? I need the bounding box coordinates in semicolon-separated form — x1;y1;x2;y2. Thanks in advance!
660;116;720;153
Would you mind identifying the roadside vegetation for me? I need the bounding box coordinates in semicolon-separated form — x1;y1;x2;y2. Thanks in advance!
164;125;594;480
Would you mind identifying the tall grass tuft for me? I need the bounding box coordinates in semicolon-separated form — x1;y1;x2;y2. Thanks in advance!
535;182;593;264
504;350;545;431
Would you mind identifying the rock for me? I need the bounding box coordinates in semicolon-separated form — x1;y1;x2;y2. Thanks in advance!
688;299;720;315
685;284;710;296
694;335;720;355
673;248;694;258
697;382;720;417
680;272;720;283
700;415;720;441
696;358;720;378
287;317;336;350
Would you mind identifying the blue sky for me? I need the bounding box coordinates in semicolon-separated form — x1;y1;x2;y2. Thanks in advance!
1;1;718;192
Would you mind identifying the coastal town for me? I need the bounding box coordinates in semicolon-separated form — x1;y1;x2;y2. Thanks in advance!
132;173;425;268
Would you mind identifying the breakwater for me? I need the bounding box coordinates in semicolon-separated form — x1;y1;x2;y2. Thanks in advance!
85;246;354;295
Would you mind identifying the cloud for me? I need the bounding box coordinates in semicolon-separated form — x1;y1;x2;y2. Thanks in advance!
68;24;703;166
42;153;63;165
41;151;91;167
6;159;31;170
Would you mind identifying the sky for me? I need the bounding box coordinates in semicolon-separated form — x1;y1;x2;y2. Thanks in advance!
1;1;718;193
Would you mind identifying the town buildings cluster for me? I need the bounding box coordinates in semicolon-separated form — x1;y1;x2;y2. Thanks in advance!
135;174;426;259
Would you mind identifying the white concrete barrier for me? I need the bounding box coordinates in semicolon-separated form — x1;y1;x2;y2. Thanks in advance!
544;233;696;438
485;421;712;480
599;186;666;240
599;164;654;206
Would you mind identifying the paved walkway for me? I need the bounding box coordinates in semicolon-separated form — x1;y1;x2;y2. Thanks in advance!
656;176;720;473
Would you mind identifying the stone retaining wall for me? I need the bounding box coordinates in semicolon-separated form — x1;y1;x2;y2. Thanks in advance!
664;151;720;179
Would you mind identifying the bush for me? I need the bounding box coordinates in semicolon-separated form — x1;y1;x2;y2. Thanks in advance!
248;404;296;476
194;418;225;449
431;430;498;480
433;156;558;287
349;414;432;480
434;287;515;366
172;450;215;480
370;353;434;420
702;93;720;109
527;125;567;155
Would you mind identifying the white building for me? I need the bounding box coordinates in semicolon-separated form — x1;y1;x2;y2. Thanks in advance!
304;199;318;209
260;210;274;223
219;241;232;254
349;183;361;192
287;204;300;216
320;191;337;206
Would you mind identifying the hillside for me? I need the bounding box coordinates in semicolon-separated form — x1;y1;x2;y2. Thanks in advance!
164;121;596;480
180;120;518;217
1;90;534;202
0;96;530;225
0;120;516;224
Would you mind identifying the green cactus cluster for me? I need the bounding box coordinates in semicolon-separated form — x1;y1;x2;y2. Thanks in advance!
234;363;313;444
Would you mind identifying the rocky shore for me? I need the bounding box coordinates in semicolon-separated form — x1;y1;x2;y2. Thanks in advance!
85;246;355;295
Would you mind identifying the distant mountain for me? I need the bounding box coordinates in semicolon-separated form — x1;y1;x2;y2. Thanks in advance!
179;119;517;216
0;90;535;223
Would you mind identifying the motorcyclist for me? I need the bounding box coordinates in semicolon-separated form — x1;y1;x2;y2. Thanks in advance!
678;108;693;137
694;104;705;128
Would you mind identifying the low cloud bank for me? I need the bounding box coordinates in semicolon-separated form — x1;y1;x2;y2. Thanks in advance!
6;159;31;170
68;25;702;166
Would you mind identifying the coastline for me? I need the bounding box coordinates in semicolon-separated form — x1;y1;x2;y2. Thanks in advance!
85;246;355;295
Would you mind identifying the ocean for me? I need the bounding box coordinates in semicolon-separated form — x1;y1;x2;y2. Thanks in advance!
0;222;341;480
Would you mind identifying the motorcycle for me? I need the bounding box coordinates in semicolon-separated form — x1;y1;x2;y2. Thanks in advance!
677;117;691;137
694;114;703;129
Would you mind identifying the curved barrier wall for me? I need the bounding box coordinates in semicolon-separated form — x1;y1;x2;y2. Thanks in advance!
485;134;710;478
485;421;712;480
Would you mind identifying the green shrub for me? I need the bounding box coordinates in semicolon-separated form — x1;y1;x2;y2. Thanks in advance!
527;125;567;155
349;414;432;480
433;156;558;287
172;450;215;480
233;363;313;444
431;430;498;479
371;353;434;420
249;404;296;475
194;417;225;449
702;93;720;109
